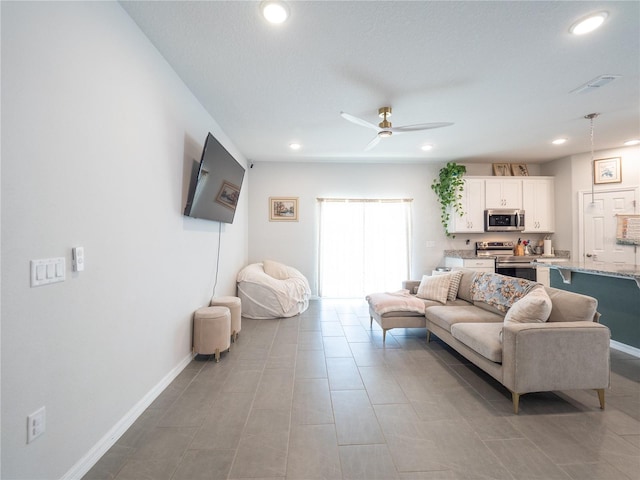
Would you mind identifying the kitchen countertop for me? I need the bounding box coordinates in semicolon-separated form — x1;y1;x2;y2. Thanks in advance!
444;249;571;261
544;261;640;284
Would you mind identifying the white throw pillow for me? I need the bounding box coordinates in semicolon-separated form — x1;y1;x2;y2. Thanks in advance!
263;259;290;280
416;274;451;304
431;270;464;301
504;285;552;325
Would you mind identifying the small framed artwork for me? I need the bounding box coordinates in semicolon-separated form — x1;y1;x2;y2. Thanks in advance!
511;164;529;176
492;163;512;176
269;197;299;221
594;157;622;184
215;181;241;210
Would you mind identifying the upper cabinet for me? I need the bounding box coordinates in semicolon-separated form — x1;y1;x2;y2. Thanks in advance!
485;179;522;208
448;178;485;233
443;176;555;235
522;178;555;233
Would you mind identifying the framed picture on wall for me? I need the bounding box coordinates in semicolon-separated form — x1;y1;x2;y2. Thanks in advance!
492;163;512;176
511;164;529;176
215;181;241;210
594;157;622;184
269;197;299;221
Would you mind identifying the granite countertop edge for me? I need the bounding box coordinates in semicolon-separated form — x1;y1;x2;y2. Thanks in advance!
543;262;640;281
444;249;571;260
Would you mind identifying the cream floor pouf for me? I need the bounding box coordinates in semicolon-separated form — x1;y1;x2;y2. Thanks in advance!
210;296;242;342
193;306;231;362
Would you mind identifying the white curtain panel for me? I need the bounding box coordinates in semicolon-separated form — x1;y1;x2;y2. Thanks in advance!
318;198;412;298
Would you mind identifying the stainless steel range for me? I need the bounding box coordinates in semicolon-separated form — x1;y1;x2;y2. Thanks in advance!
476;241;538;281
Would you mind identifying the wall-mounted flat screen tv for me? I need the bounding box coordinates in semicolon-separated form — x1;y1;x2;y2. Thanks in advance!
184;132;245;224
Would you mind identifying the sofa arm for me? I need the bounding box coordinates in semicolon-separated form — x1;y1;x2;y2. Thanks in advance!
501;321;610;395
402;280;420;295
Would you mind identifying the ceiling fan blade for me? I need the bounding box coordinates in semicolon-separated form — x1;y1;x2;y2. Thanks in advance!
364;135;381;151
389;122;454;133
340;111;380;131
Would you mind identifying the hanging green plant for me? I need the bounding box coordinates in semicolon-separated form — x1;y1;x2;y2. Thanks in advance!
431;162;466;237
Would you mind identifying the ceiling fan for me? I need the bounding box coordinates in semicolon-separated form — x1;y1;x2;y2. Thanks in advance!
340;106;454;151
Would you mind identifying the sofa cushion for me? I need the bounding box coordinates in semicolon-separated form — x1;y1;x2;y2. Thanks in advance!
473;301;505;316
545;287;598;323
425;305;503;333
504;285;552;325
456;269;477;303
451;323;504;363
417;274;450;304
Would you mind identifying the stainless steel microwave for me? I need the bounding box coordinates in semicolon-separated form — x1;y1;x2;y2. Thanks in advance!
484;209;525;232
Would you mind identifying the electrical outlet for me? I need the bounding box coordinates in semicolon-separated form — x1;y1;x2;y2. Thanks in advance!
27;407;46;444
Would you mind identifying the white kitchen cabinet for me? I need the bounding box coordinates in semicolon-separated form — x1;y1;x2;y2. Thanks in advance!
448;178;485;233
445;257;495;273
522;178;555;233
485;179;522;209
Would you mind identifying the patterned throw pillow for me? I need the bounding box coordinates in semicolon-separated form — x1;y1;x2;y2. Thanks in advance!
416;274;451;304
431;270;464;301
445;270;463;301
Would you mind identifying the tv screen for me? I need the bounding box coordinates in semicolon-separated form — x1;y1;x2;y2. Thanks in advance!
184;132;245;224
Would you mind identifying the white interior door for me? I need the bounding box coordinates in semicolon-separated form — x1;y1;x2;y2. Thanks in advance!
581;188;638;265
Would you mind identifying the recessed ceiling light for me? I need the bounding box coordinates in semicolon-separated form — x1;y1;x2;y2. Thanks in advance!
552;138;567;145
624;139;640;146
570;11;608;35
421;144;433;151
261;1;289;24
289;142;301;150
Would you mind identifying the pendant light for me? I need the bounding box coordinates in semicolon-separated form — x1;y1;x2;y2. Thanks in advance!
585;113;599;203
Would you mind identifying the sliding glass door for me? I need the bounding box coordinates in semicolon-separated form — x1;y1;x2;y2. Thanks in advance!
318;198;412;298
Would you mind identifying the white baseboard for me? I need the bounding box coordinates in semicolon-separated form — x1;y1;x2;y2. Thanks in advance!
610;340;640;358
61;352;195;480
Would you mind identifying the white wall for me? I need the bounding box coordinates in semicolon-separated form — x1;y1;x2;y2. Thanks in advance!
1;2;248;478
542;145;640;258
247;161;539;295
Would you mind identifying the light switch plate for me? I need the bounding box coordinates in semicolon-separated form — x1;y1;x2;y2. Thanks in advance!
31;258;65;287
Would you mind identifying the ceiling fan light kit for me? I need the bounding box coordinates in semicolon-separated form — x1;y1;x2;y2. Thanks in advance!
340;106;453;151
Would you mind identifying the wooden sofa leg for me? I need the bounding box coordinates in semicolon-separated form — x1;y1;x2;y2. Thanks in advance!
370;315;373;328
512;392;520;414
426;330;431;343
596;389;605;410
382;329;387;343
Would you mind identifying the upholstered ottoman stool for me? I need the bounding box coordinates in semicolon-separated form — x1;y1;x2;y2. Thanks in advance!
210;296;242;342
193;306;231;362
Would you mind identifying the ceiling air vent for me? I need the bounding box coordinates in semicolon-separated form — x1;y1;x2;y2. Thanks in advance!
571;74;621;94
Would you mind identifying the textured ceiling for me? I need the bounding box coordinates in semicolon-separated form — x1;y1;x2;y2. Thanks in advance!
120;1;640;164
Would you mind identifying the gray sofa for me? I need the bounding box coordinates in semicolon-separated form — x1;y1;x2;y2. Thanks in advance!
368;269;610;413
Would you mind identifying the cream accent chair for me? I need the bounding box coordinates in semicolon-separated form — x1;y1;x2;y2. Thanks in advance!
236;260;311;319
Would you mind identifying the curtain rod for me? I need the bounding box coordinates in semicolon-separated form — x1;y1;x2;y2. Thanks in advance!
316;198;413;203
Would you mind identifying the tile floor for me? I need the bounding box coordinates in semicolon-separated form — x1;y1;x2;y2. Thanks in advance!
84;298;640;480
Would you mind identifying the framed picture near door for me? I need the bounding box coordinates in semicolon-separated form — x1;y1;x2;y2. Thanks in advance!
593;157;621;184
